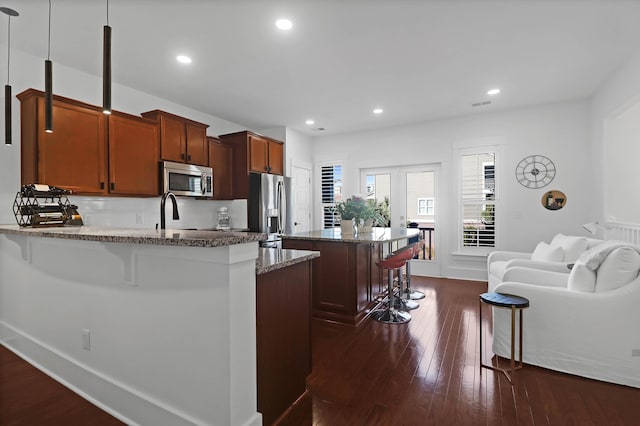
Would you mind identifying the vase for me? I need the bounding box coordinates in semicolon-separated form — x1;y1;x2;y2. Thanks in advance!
360;219;374;233
340;219;355;235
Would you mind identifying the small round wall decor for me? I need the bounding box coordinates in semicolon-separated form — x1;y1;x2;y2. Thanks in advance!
515;155;556;188
541;190;566;211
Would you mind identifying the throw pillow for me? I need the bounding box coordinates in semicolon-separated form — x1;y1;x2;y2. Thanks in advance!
531;241;564;262
567;260;597;292
595;247;640;292
551;234;588;262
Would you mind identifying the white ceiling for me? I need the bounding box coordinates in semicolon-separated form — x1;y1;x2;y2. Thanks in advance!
4;0;640;136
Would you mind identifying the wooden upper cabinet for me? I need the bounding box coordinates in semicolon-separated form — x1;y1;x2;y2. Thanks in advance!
208;136;233;200
108;112;160;196
18;89;107;195
249;134;270;173
268;139;284;175
219;130;285;199
141;110;209;166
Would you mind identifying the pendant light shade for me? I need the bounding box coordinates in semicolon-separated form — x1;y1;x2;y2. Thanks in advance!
1;7;19;145
103;25;111;114
45;60;53;133
44;0;53;133
5;84;11;144
103;0;111;114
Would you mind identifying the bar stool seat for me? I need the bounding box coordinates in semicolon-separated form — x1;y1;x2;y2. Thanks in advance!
371;250;412;324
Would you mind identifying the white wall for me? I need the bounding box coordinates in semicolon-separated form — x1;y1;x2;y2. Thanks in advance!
312;101;595;280
0;47;250;229
591;49;640;226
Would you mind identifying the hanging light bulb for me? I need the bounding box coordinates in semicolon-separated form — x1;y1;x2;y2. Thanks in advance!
103;0;111;114
1;7;19;145
44;0;53;133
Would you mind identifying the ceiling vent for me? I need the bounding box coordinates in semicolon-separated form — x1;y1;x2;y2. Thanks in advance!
471;100;492;107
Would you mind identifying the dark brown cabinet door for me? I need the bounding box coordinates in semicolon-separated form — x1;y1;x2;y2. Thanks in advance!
141;110;209;165
208;137;233;199
186;123;208;165
268;140;284;175
249;135;269;173
19;93;108;194
108;113;160;196
159;115;186;163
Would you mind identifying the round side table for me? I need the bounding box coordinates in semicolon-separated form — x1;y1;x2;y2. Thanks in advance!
479;292;530;384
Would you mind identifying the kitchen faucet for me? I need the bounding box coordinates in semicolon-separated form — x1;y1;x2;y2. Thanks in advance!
160;191;180;230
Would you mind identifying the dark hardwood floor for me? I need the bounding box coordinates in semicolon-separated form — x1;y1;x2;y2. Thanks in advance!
305;277;640;426
0;345;124;425
1;276;638;425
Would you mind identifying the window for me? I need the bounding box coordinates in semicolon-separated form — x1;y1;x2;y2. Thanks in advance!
417;198;434;215
321;164;343;228
460;151;497;250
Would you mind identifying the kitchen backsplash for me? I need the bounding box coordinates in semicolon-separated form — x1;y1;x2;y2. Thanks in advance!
69;196;248;230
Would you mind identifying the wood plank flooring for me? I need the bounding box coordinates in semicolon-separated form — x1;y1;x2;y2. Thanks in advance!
1;276;639;425
305;276;640;425
0;346;124;425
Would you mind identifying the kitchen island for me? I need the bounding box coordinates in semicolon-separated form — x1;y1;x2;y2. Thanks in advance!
282;227;420;327
0;225;314;426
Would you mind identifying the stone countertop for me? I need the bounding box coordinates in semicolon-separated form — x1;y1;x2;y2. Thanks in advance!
0;225;266;248
282;227;420;243
256;248;320;275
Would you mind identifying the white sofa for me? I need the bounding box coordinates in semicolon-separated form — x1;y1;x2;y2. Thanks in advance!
487;233;602;291
492;242;640;388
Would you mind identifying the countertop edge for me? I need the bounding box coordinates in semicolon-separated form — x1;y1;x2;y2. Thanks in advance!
256;248;320;275
0;225;267;248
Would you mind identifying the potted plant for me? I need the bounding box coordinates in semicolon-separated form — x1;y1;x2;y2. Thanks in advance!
335;195;368;234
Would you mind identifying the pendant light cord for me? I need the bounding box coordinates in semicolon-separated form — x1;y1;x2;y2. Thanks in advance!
106;0;109;26
47;0;51;61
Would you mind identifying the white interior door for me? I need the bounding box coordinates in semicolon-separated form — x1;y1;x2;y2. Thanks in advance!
292;165;311;233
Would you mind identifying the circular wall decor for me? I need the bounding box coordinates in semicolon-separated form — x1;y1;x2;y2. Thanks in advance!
541;190;566;211
515;155;556;188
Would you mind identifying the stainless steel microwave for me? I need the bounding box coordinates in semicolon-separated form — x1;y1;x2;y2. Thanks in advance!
162;161;213;197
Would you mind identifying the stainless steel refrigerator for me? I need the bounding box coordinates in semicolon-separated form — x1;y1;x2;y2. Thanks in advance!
248;173;292;247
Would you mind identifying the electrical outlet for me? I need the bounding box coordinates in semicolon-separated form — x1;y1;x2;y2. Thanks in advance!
632;349;640;357
82;329;91;351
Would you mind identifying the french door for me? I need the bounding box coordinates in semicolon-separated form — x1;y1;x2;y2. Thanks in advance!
361;164;441;277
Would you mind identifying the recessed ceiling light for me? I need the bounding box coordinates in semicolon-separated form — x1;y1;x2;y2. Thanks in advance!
305;119;315;125
487;88;500;95
373;108;384;115
275;19;293;30
176;55;192;64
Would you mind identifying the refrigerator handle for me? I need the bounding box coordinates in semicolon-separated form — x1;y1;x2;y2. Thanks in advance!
277;181;284;234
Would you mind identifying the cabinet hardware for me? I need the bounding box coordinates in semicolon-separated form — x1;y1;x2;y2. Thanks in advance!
110;182;115;190
100;182;105;190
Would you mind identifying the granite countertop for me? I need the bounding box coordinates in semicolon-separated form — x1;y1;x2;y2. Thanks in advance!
0;225;266;248
256;248;320;275
282;227;420;243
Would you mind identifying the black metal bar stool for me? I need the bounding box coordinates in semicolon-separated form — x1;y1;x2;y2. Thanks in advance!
371;250;412;324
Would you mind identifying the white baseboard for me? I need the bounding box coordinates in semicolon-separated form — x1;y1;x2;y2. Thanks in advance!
0;321;208;426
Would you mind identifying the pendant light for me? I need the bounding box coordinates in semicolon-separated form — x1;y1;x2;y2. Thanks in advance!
44;0;53;133
1;7;19;145
103;0;111;114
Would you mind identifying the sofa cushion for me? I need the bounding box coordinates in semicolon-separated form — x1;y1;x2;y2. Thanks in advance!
490;260;509;279
567;260;597;292
551;234;588;262
531;242;564;262
595;247;640;292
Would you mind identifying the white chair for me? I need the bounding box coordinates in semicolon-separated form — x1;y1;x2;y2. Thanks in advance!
487;233;602;291
491;242;640;388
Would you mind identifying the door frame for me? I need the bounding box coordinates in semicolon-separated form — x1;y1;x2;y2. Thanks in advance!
360;163;442;277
